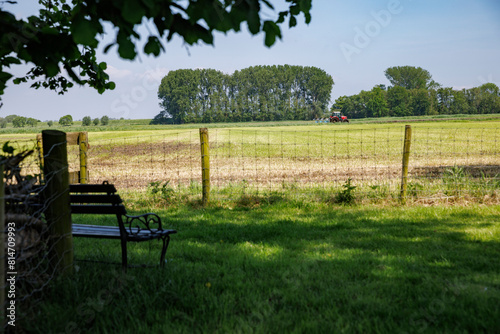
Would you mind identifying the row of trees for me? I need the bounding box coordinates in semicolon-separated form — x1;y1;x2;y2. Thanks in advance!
0;114;111;128
153;65;334;124
82;115;109;126
0;115;39;128
336;83;500;119
335;66;500;118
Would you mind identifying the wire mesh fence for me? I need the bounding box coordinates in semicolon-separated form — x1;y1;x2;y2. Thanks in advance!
88;131;201;191
408;127;499;202
209;127;406;200
81;126;499;203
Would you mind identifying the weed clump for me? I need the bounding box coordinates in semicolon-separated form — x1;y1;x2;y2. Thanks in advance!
327;178;357;205
148;180;176;204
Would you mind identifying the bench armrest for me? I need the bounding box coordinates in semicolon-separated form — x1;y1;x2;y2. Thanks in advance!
123;213;163;235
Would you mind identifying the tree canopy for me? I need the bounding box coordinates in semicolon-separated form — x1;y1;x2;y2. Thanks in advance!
336;82;500;119
0;0;312;107
153;65;333;124
58;114;73;125
82;116;92;126
384;66;439;90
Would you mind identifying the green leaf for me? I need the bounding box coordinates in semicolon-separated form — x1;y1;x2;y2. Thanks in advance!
144;36;162;56
247;8;260;34
0;72;14;82
122;0;146;24
304;12;311;24
117;30;136;59
263;21;281;47
289;15;297;28
99;62;107;70
71;16;99;47
44;61;59;77
103;43;115;54
290;5;300;16
261;0;274;10
277;11;288;24
3;57;22;65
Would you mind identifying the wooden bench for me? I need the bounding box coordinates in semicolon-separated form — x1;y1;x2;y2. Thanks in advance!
70;182;176;270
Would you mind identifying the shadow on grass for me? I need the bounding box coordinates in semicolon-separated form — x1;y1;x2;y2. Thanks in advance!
29;204;500;333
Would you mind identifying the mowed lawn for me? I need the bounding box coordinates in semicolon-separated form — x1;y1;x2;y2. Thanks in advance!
31;201;500;333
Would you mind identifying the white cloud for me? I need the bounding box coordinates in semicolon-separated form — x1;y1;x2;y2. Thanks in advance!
105;65;134;80
136;66;170;82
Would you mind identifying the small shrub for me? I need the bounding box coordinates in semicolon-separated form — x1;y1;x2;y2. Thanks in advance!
443;165;468;196
148;180;176;203
334;178;357;205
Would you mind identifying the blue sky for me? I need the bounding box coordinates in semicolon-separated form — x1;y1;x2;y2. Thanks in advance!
2;0;500;121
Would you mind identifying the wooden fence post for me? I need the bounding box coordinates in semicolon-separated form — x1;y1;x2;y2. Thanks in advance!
200;128;210;206
0;163;5;324
42;130;73;276
38;131;88;184
78;132;88;184
400;125;412;204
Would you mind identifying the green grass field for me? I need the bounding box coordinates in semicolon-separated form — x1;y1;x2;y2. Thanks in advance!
28;200;500;333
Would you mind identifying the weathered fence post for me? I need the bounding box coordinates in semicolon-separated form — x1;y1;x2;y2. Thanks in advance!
36;134;44;183
200;128;210;206
37;132;89;184
78;132;88;184
0;163;5;324
400;125;412;204
42;130;73;276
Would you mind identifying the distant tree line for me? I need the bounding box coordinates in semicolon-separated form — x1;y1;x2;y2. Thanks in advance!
0;114;111;128
82;115;109;126
334;66;500;118
152;65;334;124
0;115;40;128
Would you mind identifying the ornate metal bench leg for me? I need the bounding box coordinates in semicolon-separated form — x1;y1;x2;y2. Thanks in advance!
160;235;171;268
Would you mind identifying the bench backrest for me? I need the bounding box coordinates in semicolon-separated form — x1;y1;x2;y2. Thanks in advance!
69;183;127;216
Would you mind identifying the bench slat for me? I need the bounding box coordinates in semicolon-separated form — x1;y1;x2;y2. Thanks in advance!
71;204;127;215
72;225;121;239
72;224;177;240
70;194;123;204
70;184;117;194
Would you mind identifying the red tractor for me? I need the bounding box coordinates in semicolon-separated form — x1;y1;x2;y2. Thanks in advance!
330;111;349;123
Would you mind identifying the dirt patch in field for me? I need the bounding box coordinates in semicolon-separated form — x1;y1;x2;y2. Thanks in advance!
411;165;500;178
91;141;196;157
